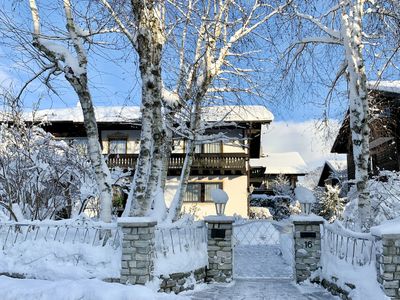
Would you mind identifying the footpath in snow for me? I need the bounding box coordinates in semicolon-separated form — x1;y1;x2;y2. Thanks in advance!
187;278;339;300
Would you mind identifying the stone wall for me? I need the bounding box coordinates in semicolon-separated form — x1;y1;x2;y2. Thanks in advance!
158;267;206;294
118;219;157;285
293;219;323;282
375;234;400;299
205;217;233;283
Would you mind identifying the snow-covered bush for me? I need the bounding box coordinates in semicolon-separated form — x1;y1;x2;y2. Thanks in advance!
0;123;97;221
319;184;345;222
250;195;293;221
343;171;400;228
273;174;294;198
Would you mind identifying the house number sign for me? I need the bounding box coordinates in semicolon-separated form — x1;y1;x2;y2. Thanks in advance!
300;232;317;249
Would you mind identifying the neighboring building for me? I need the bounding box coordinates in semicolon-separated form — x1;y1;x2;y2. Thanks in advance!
249;152;308;195
317;160;347;187
24;104;273;219
331;81;400;180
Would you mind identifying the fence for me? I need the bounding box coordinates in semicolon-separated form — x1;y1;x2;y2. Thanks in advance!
154;222;207;258
0;219;121;250
322;221;375;266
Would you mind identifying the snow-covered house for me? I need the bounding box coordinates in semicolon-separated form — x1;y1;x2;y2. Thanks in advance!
249;152;308;194
332;81;400;180
317;160;347;187
23;105;273;218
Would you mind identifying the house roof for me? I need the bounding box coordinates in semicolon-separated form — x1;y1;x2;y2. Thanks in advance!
249;152;308;175
317;159;347;187
326;160;347;173
332;82;400;153
367;80;400;94
20;105;274;124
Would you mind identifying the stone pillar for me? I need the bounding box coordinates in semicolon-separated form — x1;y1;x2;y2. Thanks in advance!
118;218;157;285
204;216;234;282
374;233;400;299
292;218;323;282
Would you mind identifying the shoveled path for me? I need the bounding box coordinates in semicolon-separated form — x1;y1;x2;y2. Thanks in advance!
187;278;338;300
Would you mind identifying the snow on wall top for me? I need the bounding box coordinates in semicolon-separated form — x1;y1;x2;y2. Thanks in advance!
367;80;400;94
326;159;347;173
249;152;308;175
21;105;273;123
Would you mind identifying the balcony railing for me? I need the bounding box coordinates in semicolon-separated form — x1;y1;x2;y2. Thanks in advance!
106;153;247;171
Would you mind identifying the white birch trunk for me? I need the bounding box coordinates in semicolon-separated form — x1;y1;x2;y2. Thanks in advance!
341;0;371;231
29;0;113;222
126;0;165;216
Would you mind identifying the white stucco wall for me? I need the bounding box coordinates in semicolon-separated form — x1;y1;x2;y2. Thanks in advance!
101;130;140;154
165;175;248;219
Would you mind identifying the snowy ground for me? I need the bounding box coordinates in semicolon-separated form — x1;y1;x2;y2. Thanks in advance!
0;276;188;300
187;279;339;300
233;245;292;279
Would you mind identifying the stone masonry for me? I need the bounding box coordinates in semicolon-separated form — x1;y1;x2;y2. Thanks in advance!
158;267;206;294
118;218;157;285
293;219;323;282
205;217;233;282
374;233;400;299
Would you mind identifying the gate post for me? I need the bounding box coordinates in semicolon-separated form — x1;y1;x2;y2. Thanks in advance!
292;216;324;282
117;217;157;285
204;216;234;283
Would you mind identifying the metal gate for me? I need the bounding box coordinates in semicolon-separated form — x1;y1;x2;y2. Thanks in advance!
232;219;294;279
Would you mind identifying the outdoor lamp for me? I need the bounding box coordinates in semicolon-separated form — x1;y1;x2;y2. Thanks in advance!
299;199;312;215
211;189;229;216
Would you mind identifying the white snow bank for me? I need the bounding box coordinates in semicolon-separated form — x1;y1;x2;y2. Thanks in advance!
295;186;316;203
0;239;121;280
0;276;187;300
319;252;387;300
371;217;400;236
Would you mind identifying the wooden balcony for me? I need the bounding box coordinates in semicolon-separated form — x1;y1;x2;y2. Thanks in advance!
106;153;247;173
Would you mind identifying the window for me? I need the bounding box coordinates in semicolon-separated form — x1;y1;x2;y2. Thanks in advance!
109;138;127;154
183;182;223;202
193;142;222;154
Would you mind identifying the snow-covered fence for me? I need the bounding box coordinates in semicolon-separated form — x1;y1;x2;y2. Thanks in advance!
0;220;121;250
154;222;207;259
323;221;375;266
0;219;122;280
154;222;208;276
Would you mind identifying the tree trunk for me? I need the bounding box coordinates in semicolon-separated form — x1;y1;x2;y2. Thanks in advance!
125;0;165;217
167;100;202;222
67;75;113;223
341;0;371;231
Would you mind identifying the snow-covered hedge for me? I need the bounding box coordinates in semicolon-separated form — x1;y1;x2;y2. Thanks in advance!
0;123;98;221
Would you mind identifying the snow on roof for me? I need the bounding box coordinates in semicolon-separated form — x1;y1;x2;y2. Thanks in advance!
23;106;141;123
326;160;347;173
22;105;273;123
202;105;274;123
367;80;400;94
249;152;308;175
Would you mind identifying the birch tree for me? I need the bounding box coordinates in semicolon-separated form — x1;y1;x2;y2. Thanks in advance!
282;0;399;230
27;0;113;222
98;0;167;218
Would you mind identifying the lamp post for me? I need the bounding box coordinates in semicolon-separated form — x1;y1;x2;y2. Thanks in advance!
299;199;312;215
211;189;229;216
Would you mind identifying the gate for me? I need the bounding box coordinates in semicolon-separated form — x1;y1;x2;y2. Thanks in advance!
232;219;294;279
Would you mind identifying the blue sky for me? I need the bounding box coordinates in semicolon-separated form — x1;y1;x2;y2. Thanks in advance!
1;0;396;169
